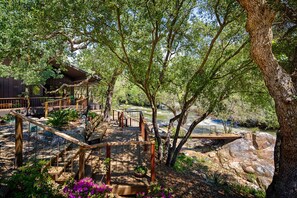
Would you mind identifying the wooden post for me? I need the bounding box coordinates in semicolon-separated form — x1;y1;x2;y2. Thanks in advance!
106;145;111;185
44;102;48;118
150;142;156;182
112;110;115;121
121;112;124;128
141;121;145;139
79;146;85;179
144;126;148;152
15;116;23;167
59;100;62;110
76;100;79;111
117;112;120;124
130;117;132;126
139;113;142;129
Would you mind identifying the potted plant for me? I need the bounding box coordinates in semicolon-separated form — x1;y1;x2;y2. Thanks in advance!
134;165;148;177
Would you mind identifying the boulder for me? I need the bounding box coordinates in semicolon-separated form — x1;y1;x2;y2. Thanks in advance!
217;132;276;189
252;132;276;150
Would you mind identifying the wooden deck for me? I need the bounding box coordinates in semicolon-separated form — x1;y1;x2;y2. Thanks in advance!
161;133;242;140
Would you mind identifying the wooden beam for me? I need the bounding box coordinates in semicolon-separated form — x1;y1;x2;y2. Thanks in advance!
15;116;23;167
10;111;89;147
78;146;85;179
106;145;111;185
150;142;155;182
160;133;242;140
44;102;48;118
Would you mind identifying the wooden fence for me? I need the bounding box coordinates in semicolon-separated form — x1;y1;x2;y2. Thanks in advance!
44;97;71;117
10;110;155;185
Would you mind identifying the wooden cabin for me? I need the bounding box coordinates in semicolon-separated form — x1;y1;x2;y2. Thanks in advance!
0;63;100;116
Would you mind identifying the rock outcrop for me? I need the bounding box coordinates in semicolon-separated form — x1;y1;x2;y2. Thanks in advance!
216;132;276;189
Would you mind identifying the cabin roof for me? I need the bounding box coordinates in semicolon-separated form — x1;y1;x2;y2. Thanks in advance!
50;60;101;83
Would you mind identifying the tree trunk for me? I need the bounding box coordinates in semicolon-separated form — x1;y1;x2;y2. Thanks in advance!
237;1;297;197
151;106;163;160
103;75;117;122
167;112;208;166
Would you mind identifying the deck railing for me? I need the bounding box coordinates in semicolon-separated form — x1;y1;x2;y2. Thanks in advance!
75;98;88;112
9;110;155;185
112;110;150;151
0;97;61;110
44;97;71;117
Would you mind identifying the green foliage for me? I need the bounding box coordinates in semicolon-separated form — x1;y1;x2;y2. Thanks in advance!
0;1;67;85
229;183;265;198
5;160;62;198
1;113;14;122
209;171;265;198
88;111;97;119
173;153;195;172
47;109;69;129
137;184;173;198
65;109;79;121
134;165;148;175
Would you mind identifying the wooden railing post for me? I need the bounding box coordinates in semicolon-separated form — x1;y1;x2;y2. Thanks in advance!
141;121;145;139
130;117;132;126
144;126;148;151
150;142;156;182
117;112;120;124
76;100;79;111
44;102;48;118
112;110;115;121
59;100;62;110
106;145;111;185
15;116;23;168
79;146;85;179
139;113;142;129
121;112;124;128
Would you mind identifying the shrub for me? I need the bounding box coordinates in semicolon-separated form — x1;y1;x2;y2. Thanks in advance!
63;177;112;198
88;111;97;119
136;184;172;198
134;165;148;177
47;110;69;129
173;153;195;172
66;109;79;121
230;183;266;198
5;161;62;198
1;113;14;122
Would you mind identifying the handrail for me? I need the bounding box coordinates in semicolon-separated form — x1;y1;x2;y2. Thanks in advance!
44;97;70;105
11;111;89;147
76;97;88;111
11;110;154;150
44;97;71;117
11;110;155;183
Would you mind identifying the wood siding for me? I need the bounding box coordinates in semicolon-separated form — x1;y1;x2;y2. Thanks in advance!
0;78;25;98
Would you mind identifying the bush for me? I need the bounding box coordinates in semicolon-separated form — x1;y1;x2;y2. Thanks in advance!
66;109;79;121
136;184;172;198
63;177;112;198
173;153;195;172
1;113;14;122
88;111;97;119
47;110;69;129
5;161;62;198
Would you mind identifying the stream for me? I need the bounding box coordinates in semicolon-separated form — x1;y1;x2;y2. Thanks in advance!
120;104;276;135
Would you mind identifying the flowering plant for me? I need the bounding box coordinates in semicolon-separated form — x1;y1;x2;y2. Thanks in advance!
136;184;172;198
63;177;112;198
